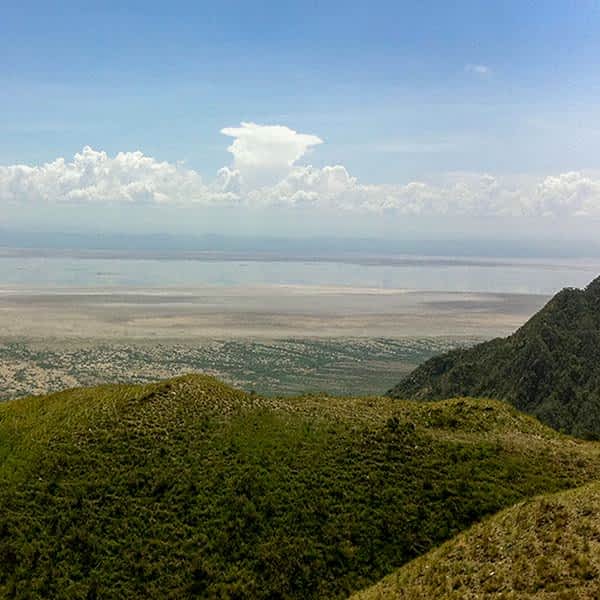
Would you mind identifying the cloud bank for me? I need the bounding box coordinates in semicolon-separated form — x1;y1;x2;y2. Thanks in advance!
2;123;600;217
0;146;226;206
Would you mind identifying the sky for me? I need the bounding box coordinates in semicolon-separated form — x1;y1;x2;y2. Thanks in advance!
2;1;600;244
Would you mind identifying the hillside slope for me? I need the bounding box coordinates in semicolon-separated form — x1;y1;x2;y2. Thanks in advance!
389;275;600;438
1;375;600;598
351;481;600;599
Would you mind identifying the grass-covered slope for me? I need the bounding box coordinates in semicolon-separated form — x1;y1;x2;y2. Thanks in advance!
1;375;600;599
351;482;600;599
389;276;600;438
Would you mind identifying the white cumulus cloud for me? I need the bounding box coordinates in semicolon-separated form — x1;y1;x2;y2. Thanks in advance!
534;172;600;217
0;146;211;206
220;122;323;188
1;123;600;219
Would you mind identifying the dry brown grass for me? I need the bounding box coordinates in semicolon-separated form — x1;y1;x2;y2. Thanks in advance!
351;482;600;599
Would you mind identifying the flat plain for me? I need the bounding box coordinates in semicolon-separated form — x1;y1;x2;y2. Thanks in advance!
0;285;548;399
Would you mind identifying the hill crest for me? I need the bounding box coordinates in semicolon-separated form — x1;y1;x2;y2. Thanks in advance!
2;375;599;598
351;481;600;599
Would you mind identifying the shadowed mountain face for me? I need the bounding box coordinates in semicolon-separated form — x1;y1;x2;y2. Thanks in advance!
388;276;600;439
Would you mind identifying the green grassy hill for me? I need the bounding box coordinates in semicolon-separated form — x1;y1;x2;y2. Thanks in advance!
2;375;600;598
350;481;600;599
388;275;600;438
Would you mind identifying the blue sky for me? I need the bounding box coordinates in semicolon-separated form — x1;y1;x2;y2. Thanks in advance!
2;1;600;239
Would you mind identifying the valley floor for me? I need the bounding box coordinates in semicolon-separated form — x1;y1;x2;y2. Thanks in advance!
0;336;475;399
0;285;547;399
0;285;548;339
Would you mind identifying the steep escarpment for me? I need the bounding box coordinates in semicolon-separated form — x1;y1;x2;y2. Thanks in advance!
389;276;600;438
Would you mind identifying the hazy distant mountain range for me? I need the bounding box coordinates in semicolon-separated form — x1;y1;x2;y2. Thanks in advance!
3;228;600;258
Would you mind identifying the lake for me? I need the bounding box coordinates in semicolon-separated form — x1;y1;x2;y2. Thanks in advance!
1;249;599;295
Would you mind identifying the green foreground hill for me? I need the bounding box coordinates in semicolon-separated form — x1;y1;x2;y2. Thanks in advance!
351;481;600;600
389;276;600;438
2;375;600;599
